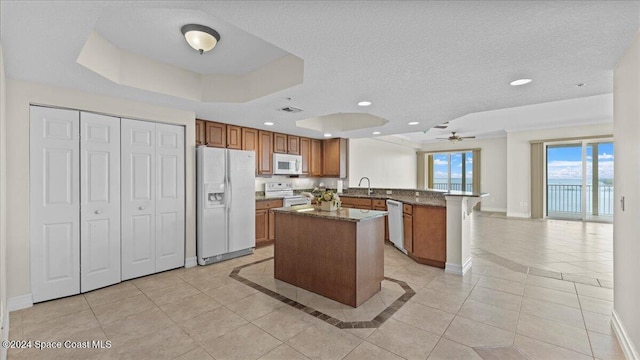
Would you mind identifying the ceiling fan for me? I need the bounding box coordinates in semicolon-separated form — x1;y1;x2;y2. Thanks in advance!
436;131;476;142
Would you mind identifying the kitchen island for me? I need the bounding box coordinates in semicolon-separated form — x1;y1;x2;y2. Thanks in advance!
272;205;387;307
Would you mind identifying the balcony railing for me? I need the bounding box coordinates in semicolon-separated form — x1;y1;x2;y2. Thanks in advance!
433;182;473;192
547;184;614;216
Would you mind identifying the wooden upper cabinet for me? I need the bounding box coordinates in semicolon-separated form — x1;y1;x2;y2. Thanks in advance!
242;127;259;174
205;121;226;148
226;125;242;150
310;139;323;176
195;120;206;146
299;137;311;175
322;138;348;177
273;133;287;153
287;135;300;155
258;131;274;175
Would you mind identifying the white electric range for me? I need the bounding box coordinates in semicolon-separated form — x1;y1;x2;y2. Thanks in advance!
264;182;311;207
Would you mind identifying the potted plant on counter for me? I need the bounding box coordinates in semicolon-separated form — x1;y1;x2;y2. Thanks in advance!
317;190;341;211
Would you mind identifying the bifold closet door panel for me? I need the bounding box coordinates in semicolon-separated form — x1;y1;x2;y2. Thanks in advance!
121;119;156;280
80;112;121;292
30;106;80;302
155;123;185;272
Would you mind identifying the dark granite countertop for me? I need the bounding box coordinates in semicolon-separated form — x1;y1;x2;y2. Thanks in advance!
272;205;387;222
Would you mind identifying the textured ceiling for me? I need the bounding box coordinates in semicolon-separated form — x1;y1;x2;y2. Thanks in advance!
1;1;638;140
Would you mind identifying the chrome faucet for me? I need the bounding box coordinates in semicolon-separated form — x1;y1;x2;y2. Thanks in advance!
358;177;373;195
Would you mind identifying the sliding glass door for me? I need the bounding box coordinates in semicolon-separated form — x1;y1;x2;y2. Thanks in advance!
431;151;473;191
545;140;613;221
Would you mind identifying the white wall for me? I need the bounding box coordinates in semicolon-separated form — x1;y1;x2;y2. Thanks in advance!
505;124;613;217
612;30;640;360
5;79;196;301
0;43;8;358
420;137;507;212
348;138;417;189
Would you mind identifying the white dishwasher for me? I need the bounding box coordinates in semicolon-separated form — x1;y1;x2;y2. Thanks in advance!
386;199;406;254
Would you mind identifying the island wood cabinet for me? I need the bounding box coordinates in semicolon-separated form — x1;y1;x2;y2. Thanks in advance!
323;138;348;178
255;199;283;247
226;125;242;150
403;204;446;268
299;137;310;175
310;139;323;176
258;131;274;175
340;197;389;241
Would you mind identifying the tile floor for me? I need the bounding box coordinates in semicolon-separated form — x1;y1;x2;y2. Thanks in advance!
7;213;624;359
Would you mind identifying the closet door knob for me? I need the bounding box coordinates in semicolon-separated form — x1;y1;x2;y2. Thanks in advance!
94;210;102;214
138;206;145;210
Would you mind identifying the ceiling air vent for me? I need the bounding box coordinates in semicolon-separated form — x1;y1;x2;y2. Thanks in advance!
278;106;303;113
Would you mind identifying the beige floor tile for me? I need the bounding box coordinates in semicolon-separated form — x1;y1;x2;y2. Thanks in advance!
519;297;585;329
131;271;185;292
411;286;468;314
343;341;404;360
473;346;528;360
428;338;483;360
174;347;215;360
523;284;580;308
367;318;440;360
344;327;377;339
392;301;454;335
181;271;236;292
525;274;576;293
563;274;601;286
457;299;519;331
443;316;515;348
252;306;317;341
259;344;309;360
91;293;156;325
83;282;142;308
583;310;613;335
158;293;222;323
205;281;258;305
391;268;439;288
514;335;592;360
477;276;525;296
588;331;626;360
22;309;99;340
575;283;614;301
343;295;387;322
225;292;286;321
481;266;527;283
101;308;174;339
179;307;248;343
377;281;405;307
21;295;90;327
468;287;522;312
287;323;362;360
141;280;201;306
516;313;591;355
203;323;281;360
424;274;477;297
579;295;613;316
112;325;198;360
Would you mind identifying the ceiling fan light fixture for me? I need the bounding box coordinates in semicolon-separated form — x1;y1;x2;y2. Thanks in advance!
181;24;220;54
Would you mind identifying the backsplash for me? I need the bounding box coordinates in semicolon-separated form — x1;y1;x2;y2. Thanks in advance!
254;176;346;192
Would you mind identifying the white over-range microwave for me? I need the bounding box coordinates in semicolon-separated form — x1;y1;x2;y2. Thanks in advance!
273;153;302;175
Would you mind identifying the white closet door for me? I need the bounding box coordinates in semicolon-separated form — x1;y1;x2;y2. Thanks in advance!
121;119;156;280
80;113;120;292
155;124;185;271
30;106;80;302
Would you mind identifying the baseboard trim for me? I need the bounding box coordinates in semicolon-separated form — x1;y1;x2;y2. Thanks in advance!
185;257;197;268
481;207;507;213
612;309;639;360
506;211;530;218
7;294;33;312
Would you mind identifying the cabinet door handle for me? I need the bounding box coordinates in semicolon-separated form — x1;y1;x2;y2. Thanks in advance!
138;206;145;210
94;210;102;214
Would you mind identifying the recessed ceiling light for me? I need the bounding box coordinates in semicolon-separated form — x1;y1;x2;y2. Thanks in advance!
358;101;372;107
510;78;532;86
264;122;274;126
372;131;381;135
408;122;420;125
324;133;332;137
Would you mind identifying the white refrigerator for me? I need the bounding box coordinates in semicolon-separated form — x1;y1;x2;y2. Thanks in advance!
197;146;256;265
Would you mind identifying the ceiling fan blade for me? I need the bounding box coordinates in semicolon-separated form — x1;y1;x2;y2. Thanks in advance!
461;136;476;139
433;125;448;129
435;137;449;140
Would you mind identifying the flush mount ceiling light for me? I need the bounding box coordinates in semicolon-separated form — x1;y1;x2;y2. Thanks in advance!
510;78;532;86
181;24;221;54
264;122;274;126
408;121;420;125
372;131;381;135
358;101;372;107
324;133;332;137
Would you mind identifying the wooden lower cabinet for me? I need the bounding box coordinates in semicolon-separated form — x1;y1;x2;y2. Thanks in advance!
405;204;446;268
255;199;283;247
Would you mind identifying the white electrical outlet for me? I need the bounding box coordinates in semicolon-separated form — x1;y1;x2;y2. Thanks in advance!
415;192;419;196
386;190;392;195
